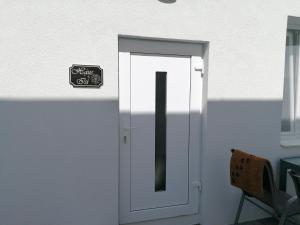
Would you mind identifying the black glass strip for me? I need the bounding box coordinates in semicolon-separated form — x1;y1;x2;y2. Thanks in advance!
155;71;167;192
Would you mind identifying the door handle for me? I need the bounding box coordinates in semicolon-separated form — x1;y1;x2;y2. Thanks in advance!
122;127;136;144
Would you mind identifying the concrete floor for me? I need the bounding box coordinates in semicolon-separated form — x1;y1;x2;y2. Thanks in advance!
239;218;278;225
239;217;295;225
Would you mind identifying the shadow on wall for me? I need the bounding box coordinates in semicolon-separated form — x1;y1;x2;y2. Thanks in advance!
202;99;300;225
0;99;119;225
0;99;299;225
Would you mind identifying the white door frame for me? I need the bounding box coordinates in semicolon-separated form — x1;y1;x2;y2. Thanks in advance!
118;38;204;224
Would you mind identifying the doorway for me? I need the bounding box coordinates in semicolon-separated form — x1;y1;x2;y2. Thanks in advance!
119;38;204;224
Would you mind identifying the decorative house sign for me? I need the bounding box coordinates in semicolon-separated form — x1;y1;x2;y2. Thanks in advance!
69;64;103;88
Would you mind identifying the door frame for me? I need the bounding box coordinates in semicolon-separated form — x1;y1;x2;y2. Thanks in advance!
118;37;205;224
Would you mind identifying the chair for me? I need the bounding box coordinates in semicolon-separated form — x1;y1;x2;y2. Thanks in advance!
279;170;300;225
231;149;300;225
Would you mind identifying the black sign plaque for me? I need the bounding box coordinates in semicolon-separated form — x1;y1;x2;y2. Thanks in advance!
69;64;103;88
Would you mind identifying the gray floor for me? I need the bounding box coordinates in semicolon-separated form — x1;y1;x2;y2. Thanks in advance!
239;217;295;225
195;217;297;225
194;218;295;225
239;218;277;225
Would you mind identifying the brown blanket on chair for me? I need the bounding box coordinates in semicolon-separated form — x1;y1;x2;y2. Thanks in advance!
230;149;269;198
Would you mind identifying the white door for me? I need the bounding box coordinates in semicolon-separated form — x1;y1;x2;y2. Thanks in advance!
119;52;203;224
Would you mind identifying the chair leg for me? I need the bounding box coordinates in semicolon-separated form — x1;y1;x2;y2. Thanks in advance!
278;211;287;225
278;196;298;225
234;193;245;225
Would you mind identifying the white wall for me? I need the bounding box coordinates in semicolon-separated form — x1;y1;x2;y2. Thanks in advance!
1;0;300;225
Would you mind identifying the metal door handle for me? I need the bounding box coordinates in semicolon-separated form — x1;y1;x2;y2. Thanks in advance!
122;127;136;144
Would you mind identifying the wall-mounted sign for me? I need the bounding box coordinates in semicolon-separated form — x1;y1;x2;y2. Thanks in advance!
69;64;103;88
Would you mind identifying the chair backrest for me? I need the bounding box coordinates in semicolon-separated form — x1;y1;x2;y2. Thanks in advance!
262;160;276;195
230;149;278;210
230;149;276;197
288;170;300;203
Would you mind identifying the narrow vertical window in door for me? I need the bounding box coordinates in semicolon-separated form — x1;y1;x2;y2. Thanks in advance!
155;72;167;192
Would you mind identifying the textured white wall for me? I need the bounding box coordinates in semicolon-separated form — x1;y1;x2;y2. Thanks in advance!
1;0;300;225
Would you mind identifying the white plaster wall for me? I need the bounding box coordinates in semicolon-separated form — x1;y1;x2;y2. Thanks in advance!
1;0;300;225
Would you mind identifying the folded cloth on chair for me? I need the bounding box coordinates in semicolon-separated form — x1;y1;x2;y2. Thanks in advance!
230;149;269;198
